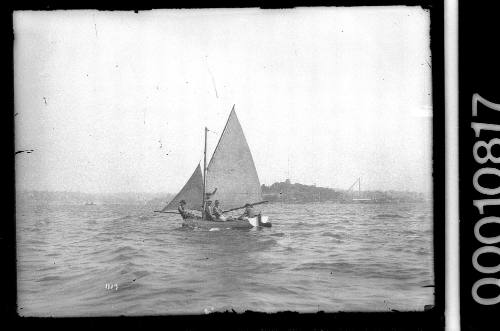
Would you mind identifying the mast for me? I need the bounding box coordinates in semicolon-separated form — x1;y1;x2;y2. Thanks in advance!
202;127;208;221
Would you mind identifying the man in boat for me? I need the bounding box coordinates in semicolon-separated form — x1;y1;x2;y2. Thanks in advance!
204;200;215;221
238;203;257;220
213;200;233;222
178;200;194;219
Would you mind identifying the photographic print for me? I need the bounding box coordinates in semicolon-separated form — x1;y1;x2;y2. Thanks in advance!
14;7;435;317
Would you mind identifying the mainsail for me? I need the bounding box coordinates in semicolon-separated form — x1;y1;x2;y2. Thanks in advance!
205;106;263;210
162;164;203;211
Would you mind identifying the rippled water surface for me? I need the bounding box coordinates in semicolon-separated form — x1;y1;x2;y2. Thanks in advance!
17;202;434;316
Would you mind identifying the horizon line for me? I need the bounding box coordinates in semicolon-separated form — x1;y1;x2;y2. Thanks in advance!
17;186;432;195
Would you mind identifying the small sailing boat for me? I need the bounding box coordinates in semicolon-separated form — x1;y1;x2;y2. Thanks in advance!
157;105;271;229
348;177;373;203
345;178;391;204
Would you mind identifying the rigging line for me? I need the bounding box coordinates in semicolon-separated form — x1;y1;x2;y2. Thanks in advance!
92;14;98;38
207;128;219;135
205;56;219;98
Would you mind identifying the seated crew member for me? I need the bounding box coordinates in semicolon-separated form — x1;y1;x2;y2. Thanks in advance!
178;200;192;219
213;200;233;221
238;203;257;220
204;200;215;221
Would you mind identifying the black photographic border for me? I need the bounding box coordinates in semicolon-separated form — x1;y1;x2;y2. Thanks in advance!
3;1;445;330
459;1;500;330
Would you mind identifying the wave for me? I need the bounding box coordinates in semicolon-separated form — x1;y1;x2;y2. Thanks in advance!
400;247;430;256
116;280;143;291
121;261;140;270
35;217;51;224
373;213;407;219
423;227;433;234
114;253;133;262
156;287;197;296
293;261;356;272
89;246;113;256
289;230;317;237
132;270;150;279
363;270;415;280
321;232;343;240
294;262;418;281
304;221;329;227
400;229;419;236
111;246;136;254
256;238;278;249
36;275;62;282
26;239;47;245
36;265;58;272
102;252;138;264
264;285;300;296
415;248;430;256
115;215;133;221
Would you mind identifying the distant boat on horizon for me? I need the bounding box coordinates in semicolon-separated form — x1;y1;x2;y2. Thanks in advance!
345;178;391;204
84;202;96;206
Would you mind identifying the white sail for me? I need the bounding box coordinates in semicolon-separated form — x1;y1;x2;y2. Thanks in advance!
205;106;263;210
162;164;203;211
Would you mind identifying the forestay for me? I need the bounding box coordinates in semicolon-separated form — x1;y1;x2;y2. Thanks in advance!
162;164;203;211
205;107;263;210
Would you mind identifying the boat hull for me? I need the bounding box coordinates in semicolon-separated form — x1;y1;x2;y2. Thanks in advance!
182;216;271;229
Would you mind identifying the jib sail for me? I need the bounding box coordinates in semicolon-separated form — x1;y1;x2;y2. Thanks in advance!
162;163;203;211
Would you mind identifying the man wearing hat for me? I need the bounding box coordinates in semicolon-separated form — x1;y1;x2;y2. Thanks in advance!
204;200;215;221
213;200;233;222
178;200;190;219
238;203;256;220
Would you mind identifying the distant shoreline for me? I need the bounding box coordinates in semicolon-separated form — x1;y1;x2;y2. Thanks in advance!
262;179;430;204
17;180;430;206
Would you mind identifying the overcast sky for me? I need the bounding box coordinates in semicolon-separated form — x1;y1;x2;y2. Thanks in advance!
14;8;432;194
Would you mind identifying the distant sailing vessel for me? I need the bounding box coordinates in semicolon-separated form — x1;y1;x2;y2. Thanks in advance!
346;178;391;204
348;178;373;203
158;105;271;229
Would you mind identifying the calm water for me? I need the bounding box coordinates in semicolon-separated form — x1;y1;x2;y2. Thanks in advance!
16;201;434;316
